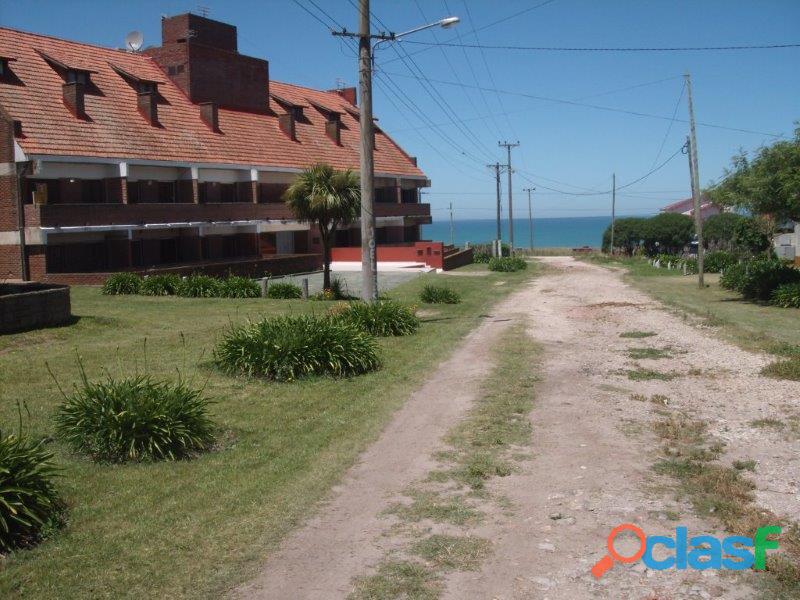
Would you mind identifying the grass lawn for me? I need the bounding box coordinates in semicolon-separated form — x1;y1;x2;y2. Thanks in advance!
582;254;800;354
0;264;534;599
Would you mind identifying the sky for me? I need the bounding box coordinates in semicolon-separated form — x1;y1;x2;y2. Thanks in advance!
1;0;798;221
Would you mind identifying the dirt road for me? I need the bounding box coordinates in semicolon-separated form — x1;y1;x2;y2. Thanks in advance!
235;257;798;599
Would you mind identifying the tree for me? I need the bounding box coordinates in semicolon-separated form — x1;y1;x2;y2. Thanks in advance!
708;125;800;223
732;216;771;256
602;217;648;254
283;164;360;290
641;213;694;255
703;212;745;250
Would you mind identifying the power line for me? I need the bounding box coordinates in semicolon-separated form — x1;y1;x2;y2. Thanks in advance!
400;40;800;52
649;81;685;169
380;70;785;138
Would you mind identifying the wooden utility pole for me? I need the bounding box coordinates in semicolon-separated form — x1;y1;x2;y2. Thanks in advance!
499;141;519;253
610;173;616;254
488;162;502;256
685;73;704;288
449;202;455;245
357;0;378;301
523;187;535;250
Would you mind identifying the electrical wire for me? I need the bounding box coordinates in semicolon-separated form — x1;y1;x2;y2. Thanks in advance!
400;40;800;52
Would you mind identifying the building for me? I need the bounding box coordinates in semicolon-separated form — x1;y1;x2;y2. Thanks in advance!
660;194;721;221
0;13;446;284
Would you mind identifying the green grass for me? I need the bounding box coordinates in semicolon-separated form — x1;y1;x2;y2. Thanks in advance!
587;257;800;355
620;330;657;339
0;264;534;599
761;357;800;381
625;368;679;381
350;560;441;600
387;490;482;526
627;347;672;360
410;534;491;571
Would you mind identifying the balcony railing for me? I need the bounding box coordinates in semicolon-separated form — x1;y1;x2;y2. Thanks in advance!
26;202;431;228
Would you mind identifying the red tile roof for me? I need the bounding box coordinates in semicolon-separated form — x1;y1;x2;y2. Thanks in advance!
0;27;425;178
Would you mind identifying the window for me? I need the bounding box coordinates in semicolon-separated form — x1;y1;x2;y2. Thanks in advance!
66;70;88;85
177;64;185;74
168;66;176;76
138;81;156;94
0;60;5;77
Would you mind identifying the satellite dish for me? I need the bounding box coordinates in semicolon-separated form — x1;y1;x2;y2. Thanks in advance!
125;30;144;52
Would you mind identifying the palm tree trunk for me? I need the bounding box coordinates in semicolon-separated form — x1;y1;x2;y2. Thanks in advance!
319;222;332;290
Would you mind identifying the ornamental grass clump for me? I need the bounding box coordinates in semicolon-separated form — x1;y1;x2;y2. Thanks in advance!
101;272;142;295
219;276;261;298
488;256;527;272
266;282;302;299
771;282;800;308
332;300;420;337
419;284;461;305
177;274;223;298
0;428;63;552
139;274;182;296
214;314;381;381
55;375;215;463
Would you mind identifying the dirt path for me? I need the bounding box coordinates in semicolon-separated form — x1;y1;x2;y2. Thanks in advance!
233;291;524;599
235;257;798;599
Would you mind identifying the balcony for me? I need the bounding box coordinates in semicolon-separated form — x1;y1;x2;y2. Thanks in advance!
25;202;431;228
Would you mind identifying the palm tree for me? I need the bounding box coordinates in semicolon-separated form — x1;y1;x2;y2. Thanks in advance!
283;164;361;290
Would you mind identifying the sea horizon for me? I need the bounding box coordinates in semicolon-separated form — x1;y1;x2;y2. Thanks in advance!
422;214;656;248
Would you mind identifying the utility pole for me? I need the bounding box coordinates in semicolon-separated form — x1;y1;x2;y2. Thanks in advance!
333;6;460;301
499;141;520;253
449;202;455;246
487;162;503;256
523;187;535;250
685;73;704;288
610;173;616;254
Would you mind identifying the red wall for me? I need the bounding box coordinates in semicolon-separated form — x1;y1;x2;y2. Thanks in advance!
331;242;445;269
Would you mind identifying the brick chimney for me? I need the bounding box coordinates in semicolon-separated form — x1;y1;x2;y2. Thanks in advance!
200;102;219;131
63;81;85;118
329;86;357;105
137;91;158;126
146;13;270;112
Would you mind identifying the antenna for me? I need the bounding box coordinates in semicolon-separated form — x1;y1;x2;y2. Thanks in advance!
198;5;210;17
335;77;346;90
125;30;144;52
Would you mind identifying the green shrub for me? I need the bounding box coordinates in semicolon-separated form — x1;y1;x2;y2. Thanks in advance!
704;251;738;274
219;276;260;298
311;277;353;301
267;282;302;299
177;274;222;298
472;250;492;264
214;315;381;381
488;256;527;272
55;375;215;463
419;284;461;304
332;300;420;336
0;430;62;552
720;262;748;292
737;258;800;301
771;282;800;308
102;272;142;295
139;274;182;296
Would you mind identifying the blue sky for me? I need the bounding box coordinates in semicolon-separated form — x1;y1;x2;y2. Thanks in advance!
2;0;798;220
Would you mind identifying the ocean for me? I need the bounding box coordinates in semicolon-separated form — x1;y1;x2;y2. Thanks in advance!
422;216;617;249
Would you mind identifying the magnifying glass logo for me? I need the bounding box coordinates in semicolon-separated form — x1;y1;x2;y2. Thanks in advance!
591;523;647;579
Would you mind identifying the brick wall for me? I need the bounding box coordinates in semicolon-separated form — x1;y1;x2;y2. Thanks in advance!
0;283;72;334
0;106;22;279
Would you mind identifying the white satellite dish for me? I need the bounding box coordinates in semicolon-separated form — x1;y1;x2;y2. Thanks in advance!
125;30;144;52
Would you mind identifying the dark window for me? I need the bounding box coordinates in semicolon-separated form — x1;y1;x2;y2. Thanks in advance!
0;61;5;77
167;66;176;75
158;181;176;203
126;181;140;204
84;179;105;203
401;188;418;204
177;64;185;73
66;70;88;85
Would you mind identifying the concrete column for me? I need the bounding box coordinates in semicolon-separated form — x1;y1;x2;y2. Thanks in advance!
119;162;129;204
250;168;259;204
395;177;402;204
191;167;200;204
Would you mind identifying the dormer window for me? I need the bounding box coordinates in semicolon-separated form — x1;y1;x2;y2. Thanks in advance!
109;63;161;97
138;81;156;94
66;70;88;85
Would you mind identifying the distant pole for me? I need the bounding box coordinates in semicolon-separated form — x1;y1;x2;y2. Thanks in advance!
685;73;704;288
448;202;455;246
523;187;535;250
610;173;616;254
499;141;520;254
488;162;502;256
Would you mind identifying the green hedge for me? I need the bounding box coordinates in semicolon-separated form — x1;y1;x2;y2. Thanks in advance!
488;256;527;272
102;273;142;295
420;284;461;304
770;282;800;308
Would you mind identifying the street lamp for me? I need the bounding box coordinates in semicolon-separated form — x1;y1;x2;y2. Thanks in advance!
333;3;459;302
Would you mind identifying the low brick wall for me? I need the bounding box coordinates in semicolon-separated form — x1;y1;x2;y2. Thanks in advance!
0;283;72;334
41;254;323;285
442;248;474;271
